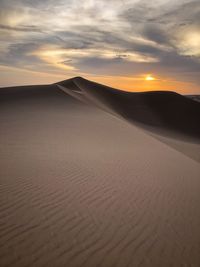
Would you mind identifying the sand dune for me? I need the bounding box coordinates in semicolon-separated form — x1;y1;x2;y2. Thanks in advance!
58;77;200;140
57;77;200;161
0;78;200;267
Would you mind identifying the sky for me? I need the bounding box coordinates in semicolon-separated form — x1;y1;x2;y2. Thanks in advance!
0;0;200;93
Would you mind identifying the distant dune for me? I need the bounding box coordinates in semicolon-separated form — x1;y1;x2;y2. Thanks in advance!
0;78;200;267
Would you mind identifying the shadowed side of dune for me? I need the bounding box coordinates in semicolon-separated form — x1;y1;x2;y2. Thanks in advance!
57;77;200;141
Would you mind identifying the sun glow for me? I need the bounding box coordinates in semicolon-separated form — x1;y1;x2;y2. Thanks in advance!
145;74;156;81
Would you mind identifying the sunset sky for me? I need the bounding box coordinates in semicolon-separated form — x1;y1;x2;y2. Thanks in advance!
0;0;200;93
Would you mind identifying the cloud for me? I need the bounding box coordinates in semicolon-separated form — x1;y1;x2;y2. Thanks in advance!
0;24;42;32
0;0;199;92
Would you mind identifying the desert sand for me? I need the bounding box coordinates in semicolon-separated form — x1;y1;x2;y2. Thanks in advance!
0;78;200;267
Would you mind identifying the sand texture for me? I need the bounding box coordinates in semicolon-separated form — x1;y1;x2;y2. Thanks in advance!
0;78;200;267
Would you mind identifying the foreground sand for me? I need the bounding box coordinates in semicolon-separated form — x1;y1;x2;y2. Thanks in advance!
0;82;200;267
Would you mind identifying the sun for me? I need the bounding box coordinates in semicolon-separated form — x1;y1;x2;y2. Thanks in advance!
145;74;155;81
